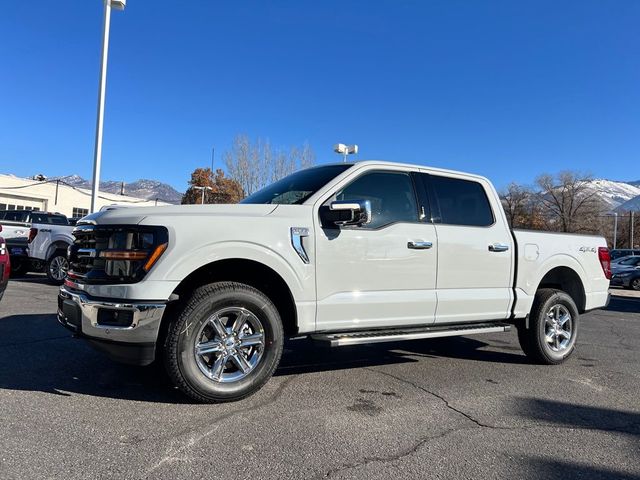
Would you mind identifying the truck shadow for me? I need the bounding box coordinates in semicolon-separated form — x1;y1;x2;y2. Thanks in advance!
515;398;640;478
276;335;528;376
0;312;527;403
604;295;640;314
7;273;50;285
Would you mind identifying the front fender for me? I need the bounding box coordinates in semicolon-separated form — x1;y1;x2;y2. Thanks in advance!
154;240;311;303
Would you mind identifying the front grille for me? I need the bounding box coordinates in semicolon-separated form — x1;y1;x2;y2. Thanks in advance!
68;226;109;280
68;224;168;285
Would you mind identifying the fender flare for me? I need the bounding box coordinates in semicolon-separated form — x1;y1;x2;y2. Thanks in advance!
161;240;307;302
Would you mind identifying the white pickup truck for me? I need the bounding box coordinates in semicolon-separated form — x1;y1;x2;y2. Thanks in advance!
28;222;74;284
0;210;72;278
57;161;611;403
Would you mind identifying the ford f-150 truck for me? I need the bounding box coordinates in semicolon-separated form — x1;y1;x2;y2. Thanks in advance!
57;161;611;403
28;222;74;284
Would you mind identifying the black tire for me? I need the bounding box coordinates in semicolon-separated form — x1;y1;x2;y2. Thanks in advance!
517;288;579;365
45;250;69;285
631;278;640;291
163;281;284;403
10;260;28;277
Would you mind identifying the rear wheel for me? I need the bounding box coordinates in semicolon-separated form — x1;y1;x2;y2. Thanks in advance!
517;288;579;365
46;250;69;285
631;278;640;291
163;281;284;403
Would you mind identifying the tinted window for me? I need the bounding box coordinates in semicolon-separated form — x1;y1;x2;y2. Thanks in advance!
332;171;418;229
2;211;29;222
49;215;69;225
430;175;494;226
241;165;352;205
30;213;47;224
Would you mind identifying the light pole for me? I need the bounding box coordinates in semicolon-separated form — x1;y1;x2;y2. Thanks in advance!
90;0;126;213
193;186;213;204
333;143;358;162
612;212;618;249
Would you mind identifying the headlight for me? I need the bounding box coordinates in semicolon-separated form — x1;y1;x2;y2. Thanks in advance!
68;225;168;284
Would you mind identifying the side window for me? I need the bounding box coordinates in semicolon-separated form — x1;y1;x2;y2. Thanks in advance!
430;175;494;227
332;171;419;229
33;213;52;224
49;215;69;225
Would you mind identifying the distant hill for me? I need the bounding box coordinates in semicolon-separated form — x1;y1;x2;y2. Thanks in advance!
583;179;640;210
54;175;183;204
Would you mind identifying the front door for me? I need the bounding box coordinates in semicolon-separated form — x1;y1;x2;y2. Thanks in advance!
314;169;438;331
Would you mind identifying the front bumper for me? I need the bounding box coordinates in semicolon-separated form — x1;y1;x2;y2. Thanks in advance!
57;285;167;365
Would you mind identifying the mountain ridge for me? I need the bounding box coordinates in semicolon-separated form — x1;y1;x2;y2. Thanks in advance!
53;175;183;204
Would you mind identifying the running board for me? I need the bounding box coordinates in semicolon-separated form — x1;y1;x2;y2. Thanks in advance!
311;322;511;347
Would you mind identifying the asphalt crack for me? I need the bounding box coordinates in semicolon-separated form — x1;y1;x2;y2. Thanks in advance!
313;367;640;479
311;426;474;480
370;368;502;429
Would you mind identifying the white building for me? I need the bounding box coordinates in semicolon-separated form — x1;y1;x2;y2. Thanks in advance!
0;174;170;218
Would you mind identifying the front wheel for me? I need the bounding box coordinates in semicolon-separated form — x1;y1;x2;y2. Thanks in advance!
163;281;284;403
46;250;69;285
517;288;579;365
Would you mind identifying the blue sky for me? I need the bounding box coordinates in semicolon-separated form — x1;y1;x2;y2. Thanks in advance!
1;1;638;192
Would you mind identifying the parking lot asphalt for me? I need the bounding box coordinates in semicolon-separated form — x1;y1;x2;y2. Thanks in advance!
0;277;638;480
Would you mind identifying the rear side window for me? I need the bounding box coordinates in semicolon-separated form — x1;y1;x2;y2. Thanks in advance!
49;215;68;225
429;175;494;227
30;213;47;224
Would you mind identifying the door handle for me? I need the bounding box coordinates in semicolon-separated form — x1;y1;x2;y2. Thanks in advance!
488;243;509;252
408;241;433;250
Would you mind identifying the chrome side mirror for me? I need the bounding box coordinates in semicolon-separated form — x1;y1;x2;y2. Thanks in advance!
329;200;372;226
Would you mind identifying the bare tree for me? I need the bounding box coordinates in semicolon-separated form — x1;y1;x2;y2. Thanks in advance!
224;134;316;196
535;171;604;233
500;182;532;228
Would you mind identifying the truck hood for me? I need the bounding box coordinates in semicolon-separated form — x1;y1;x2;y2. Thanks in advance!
80;204;279;226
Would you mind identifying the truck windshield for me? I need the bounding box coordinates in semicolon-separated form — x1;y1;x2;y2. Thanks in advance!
241;164;352;205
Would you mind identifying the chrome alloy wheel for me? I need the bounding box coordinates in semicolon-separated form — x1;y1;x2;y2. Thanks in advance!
49;256;69;281
194;307;265;383
545;304;573;352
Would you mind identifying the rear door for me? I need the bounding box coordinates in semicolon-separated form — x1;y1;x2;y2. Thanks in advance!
418;172;513;323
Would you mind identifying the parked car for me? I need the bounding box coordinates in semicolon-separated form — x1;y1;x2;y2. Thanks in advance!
0;209;69;240
610;269;640;291
610;249;640;261
0;228;10;302
57;161;611;403
611;255;640;273
0;210;70;277
28;222;74;284
611;254;640;264
610;255;640;290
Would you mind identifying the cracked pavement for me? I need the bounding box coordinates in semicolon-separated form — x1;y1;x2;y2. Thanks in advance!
0;277;639;479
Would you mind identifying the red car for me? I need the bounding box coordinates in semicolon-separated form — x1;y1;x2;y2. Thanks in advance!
0;227;10;302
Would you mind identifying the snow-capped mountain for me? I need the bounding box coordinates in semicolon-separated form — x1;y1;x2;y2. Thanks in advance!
53;175;183;204
584;179;640;210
